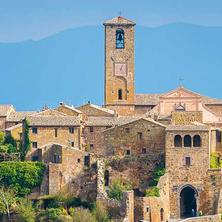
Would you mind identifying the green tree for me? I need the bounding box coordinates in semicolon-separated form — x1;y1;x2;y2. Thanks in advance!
20;119;31;161
0;161;45;196
4;134;17;148
16;198;35;222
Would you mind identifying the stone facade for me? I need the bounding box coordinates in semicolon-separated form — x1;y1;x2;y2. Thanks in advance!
104;17;136;115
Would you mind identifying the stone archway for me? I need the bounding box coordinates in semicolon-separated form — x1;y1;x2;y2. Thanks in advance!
180;185;197;218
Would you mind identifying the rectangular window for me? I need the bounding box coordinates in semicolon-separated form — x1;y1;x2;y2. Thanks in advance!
55;128;58;137
185;157;191;166
90;144;94;150
77;158;81;163
90;126;94;133
216;130;222;143
137;132;143;140
71;141;74;147
84;155;90;167
142;148;146;154
69;127;74;134
32;142;38;149
125;128;130;133
126;149;131;155
32;127;38;134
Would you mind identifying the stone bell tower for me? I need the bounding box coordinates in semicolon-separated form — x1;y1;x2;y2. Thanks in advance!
103;16;136;115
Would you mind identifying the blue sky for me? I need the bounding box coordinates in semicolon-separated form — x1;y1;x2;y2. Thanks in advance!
1;0;222;42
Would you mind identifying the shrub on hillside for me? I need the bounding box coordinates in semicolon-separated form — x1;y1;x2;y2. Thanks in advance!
108;179;132;201
145;186;160;197
0;161;45;196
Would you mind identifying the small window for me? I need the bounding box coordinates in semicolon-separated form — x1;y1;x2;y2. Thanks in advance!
125;128;130;133
146;207;149;213
160;208;164;221
193;135;201;147
137;132;143;140
32;127;38;134
69;127;74;134
126;149;131;155
185;157;191;166
116;29;124;49
32;142;38;148
90;144;94;150
32;156;39;161
84;155;90;167
55;128;58;137
90;126;94;133
77;158;81;163
104;170;109;186
216;130;222;143
118;89;123;100
184;135;192;147
174;135;182;147
142;148;146;154
71;141;74;147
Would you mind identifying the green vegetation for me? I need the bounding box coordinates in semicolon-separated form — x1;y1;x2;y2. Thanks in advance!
108;178;132;201
149;165;166;187
210;153;222;168
19;119;31;161
145;165;165;197
0;131;18;154
15;198;35;222
145;186;160;197
0;161;45;196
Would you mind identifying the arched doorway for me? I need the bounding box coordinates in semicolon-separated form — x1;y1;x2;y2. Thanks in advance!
180;186;197;218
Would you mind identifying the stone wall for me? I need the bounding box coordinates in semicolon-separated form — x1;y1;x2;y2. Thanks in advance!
103;118;165;157
180;214;221;222
135;173;170;222
83;126;107;157
28;126;82;159
166;129;210;218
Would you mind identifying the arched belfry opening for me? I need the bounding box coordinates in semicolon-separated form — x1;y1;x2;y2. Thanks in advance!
180;185;197;218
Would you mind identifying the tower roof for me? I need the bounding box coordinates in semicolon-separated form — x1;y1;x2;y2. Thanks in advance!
103;16;136;26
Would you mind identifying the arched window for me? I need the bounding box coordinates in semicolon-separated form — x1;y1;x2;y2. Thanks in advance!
118;89;123;100
174;135;182;147
184;135;192;147
160;208;164;221
193;135;201;147
116;29;124;49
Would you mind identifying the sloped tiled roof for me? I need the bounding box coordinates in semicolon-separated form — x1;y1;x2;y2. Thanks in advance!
58;104;82;114
7;111;36;122
166;124;209;131
27;116;81;126
0;105;14;117
5;123;22;131
76;103;115;116
135;94;161;106
103;16;135;26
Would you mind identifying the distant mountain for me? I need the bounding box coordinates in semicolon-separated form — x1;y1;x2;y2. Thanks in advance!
0;24;222;110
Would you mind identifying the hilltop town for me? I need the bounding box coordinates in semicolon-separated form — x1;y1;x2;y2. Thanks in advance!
1;16;222;222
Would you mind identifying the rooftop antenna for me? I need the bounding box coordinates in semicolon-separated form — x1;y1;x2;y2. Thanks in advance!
118;11;123;17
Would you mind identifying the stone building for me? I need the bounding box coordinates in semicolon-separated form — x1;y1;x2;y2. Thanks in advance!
2;16;222;222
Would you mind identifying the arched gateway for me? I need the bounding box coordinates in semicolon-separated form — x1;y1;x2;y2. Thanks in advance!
180;185;197;218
